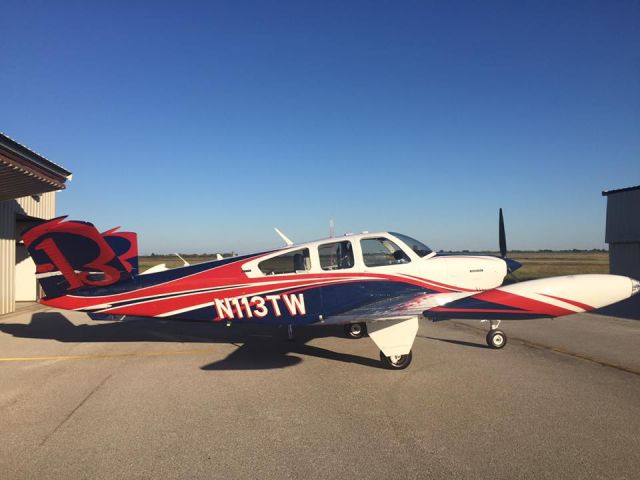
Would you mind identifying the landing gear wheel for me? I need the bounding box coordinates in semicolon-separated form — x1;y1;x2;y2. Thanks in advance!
344;322;367;339
486;329;507;349
379;350;412;369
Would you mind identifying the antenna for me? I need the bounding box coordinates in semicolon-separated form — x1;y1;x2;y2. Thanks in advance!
329;218;335;238
274;227;294;246
174;253;190;267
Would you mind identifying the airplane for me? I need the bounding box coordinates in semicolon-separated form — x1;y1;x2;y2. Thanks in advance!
20;211;640;370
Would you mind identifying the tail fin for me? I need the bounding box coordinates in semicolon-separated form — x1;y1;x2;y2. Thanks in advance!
102;227;139;276
21;217;134;298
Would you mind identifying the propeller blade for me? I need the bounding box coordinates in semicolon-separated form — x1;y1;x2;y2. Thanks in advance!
498;208;507;258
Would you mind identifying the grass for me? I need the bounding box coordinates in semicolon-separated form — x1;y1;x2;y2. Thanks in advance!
138;255;223;272
508;251;608;281
137;251;609;280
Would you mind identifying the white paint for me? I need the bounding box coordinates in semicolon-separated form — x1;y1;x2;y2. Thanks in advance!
140;263;169;275
495;274;636;310
367;317;419;356
242;231;507;291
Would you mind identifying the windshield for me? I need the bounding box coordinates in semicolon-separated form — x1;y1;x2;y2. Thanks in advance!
389;232;433;257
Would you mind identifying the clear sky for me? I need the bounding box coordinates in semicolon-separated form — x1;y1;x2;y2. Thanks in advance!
2;0;639;254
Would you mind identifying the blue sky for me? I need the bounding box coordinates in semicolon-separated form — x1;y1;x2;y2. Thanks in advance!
2;1;638;254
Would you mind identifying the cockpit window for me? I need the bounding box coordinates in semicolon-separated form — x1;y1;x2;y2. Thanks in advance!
319;241;354;270
389;232;433;257
360;238;410;267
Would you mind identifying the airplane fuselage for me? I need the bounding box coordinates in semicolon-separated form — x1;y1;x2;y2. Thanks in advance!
41;232;508;325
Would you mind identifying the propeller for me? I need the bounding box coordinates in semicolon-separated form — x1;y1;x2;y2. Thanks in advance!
498;208;522;279
499;208;507;258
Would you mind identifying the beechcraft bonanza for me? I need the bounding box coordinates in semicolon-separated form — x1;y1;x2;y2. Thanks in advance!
21;211;639;369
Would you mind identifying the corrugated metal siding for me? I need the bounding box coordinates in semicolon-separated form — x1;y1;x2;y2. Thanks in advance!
605;190;640;319
0;192;56;315
0;200;15;315
605;189;640;243
609;243;640;277
16;191;56;220
606;243;640;319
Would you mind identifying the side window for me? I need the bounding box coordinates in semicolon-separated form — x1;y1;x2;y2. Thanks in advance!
360;238;410;267
318;241;354;270
258;248;310;275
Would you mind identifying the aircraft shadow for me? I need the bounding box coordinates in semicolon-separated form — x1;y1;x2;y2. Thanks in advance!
0;312;383;370
421;335;489;349
201;341;381;370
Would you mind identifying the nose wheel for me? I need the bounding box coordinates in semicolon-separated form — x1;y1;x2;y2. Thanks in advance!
344;322;367;339
484;320;507;349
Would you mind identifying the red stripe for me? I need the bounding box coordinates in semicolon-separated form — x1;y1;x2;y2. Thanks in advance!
471;290;575;317
539;294;593;311
45;269;459;311
42;256;484;317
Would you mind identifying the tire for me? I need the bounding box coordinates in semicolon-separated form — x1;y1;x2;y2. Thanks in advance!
379;350;412;369
486;329;507;349
344;322;367;339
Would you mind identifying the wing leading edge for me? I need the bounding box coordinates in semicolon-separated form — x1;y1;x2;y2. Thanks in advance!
324;274;637;324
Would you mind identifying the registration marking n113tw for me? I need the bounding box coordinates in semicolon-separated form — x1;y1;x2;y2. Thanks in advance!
214;293;306;320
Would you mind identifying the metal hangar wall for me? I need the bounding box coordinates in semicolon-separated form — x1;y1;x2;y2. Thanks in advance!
602;185;640;319
0;133;72;315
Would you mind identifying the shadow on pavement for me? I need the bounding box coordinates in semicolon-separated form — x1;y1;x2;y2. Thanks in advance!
201;342;381;370
0;312;383;370
421;335;489;349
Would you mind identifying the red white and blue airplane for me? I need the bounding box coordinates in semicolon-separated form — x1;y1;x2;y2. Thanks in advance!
21;211;639;369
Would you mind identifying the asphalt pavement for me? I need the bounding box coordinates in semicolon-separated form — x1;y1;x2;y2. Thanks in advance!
1;305;639;479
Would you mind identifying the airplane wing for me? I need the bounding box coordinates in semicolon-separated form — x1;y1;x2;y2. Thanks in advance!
321;291;468;324
323;274;637;324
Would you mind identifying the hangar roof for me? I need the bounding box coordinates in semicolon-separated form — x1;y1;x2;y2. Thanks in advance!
0;132;72;201
602;185;640;196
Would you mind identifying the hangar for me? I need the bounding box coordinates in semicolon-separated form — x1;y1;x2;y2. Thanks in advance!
0;133;72;315
602;185;640;318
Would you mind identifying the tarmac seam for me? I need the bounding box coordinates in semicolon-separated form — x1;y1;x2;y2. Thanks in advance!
39;374;113;447
448;321;640;377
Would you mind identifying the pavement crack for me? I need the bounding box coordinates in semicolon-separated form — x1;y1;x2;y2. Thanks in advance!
39;373;112;447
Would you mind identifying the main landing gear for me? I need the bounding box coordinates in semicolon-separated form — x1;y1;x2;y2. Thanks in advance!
484;320;507;349
366;317;419;370
344;322;367;339
379;350;412;369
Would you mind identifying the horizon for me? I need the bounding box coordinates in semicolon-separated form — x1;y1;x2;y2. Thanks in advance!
138;247;609;257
